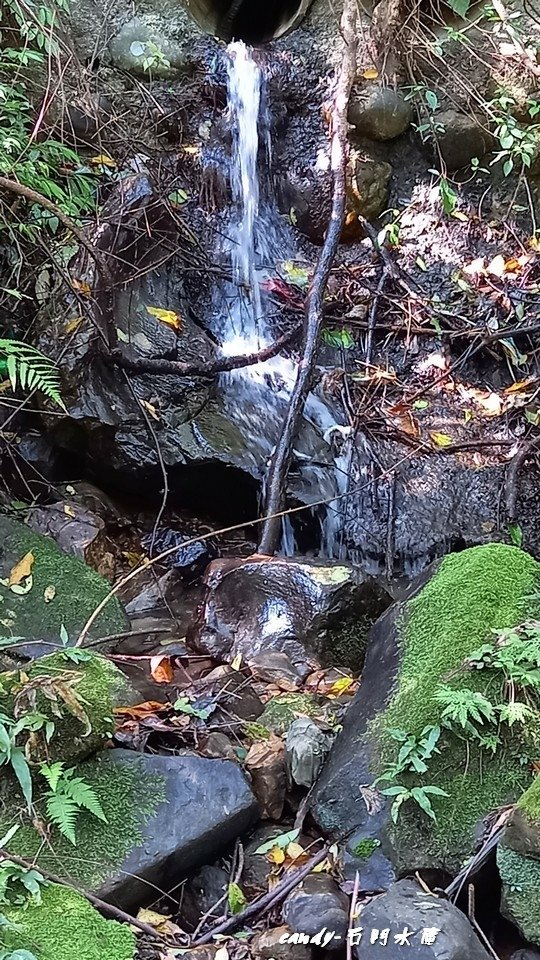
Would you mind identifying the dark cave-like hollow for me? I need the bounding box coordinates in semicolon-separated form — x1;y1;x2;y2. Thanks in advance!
186;0;312;44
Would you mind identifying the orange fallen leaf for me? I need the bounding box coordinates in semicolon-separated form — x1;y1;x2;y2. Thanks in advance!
114;700;166;718
71;279;92;297
8;551;34;586
150;655;174;684
387;402;419;438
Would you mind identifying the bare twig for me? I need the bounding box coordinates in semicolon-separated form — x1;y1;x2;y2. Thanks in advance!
257;0;359;555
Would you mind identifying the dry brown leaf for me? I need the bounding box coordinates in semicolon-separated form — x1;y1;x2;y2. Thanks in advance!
63;504;77;518
114;700;167;719
140;399;160;421
9;552;34;586
150;655;174;684
71;279;92;297
136;908;182;937
387;402;419;438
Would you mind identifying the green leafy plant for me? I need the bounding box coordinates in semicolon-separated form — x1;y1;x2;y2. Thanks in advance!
0;712;47;809
380;783;449;823
40;762;107;845
435;686;496;737
0;340;65;409
0;862;46;908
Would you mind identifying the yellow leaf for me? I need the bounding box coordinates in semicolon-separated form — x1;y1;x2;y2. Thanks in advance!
464;409;474;424
90;154;116;167
328;676;354;696
215;948;230;960
63;504;77;518
146;306;181;331
43;585;56;603
122;550;143;568
451;210;468;222
430;431;453;448
71;279;92;298
231;653;243;671
529;236;540;252
362;67;379;79
286;842;306;860
312;858;331;872
267;846;286;865
8;552;34;586
140;399;160;421
64;317;84;335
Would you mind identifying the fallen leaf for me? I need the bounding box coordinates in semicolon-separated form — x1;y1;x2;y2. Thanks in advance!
267;845;286;865
43;585;56;603
122;550;143;567
9;552;34;586
64;317;84;335
362;67;379;79
228;882;247;915
150;655;174;684
10;576;33;595
71;279;92;298
137;908;182;937
146;306;181;332
255;828;299;855
430;431;453;448
90;154;116;168
328;676;354;696
63;504;77;518
140;399;160;421
387;402;419;438
486;254;506;278
505;378;537;395
215;948;230;960
168;189;188;206
231;653;243;671
114;701;167;719
280;261;310;289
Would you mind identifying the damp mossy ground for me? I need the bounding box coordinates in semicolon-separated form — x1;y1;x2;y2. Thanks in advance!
1;882;135;960
0;752;167;890
0;514;129;642
498;845;540;945
518;771;540;822
377;544;540;869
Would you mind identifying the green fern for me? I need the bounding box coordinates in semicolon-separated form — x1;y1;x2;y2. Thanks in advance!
40;763;107;845
0;340;65;410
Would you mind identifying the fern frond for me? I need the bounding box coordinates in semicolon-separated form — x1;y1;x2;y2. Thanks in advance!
45;793;78;845
0;339;66;410
39;761;64;792
61;775;107;822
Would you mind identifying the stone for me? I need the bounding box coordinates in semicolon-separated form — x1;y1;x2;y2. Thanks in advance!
141;526;218;584
0;651;135;766
249;650;304;688
282;875;349;951
348;86;412;140
510;952;540;960
109;17;191;77
202;731;238;762
190;556;390;674
2;882;135;960
285;716;333;787
353;879;492;958
430;109;493;171
252;925;314;960
180;864;230;931
499;776;540;945
2;749;260;909
258;692;339;736
242;825;288;896
310;544;540;878
342;830;394;891
0;514;128;655
26;500;110;570
198;665;265;730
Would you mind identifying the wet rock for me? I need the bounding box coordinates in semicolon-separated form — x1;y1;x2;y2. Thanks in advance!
14;430;59;482
348;86;412;140
141;526;218;584
242;825;287;896
282;875;349;951
27;500;114;576
65;95;114;145
429;109;493;170
511;952;540;960
249;650;304;688
3;749;259;909
281;151;391;244
0;514;128;655
191;556;390;674
310;544;540;878
252;925;314;960
180;864;229;931
499;777;540;945
354;879;492;958
59;482;126;527
285;717;333;787
342;830;394;891
124;570;176;618
245;737;287;819
201;665;265;728
201;731;238;761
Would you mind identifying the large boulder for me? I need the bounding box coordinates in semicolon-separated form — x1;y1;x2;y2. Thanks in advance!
2;882;135;960
0;513;128;650
310;544;540;881
190;556;390;674
353;879;492;959
498;776;540;945
348;86;412;140
2;749;260;910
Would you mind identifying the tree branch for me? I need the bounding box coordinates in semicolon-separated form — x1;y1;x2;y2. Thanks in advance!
257;0;359;555
106;325;302;378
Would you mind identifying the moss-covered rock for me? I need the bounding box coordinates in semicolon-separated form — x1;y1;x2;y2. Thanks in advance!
0;651;134;766
311;544;540;879
0;514;129;648
499;777;540;944
258;693;340;735
1;882;135;960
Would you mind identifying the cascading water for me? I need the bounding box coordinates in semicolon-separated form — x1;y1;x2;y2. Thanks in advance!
206;41;349;558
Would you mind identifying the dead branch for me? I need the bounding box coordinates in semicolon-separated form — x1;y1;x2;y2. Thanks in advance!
257;0;359;555
107;324;302;378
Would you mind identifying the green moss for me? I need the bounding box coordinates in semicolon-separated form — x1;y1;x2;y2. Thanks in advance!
0;514;128;642
2;883;135;960
352;838;380;859
498;846;540;945
326;613;372;671
1;753;167;889
259;693;338;735
0;652;131;765
518;774;540;823
378;544;540;868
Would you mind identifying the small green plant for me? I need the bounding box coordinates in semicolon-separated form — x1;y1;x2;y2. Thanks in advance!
129;40;171;73
40;763;107;845
435;686;496;737
0;712;52;809
0;862;46;908
489;93;540;176
352;837;381;859
0;340;65;409
380;783;449;823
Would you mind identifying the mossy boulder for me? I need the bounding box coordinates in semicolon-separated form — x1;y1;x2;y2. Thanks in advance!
258;693;340;736
498;777;540;944
0;514;129;650
311;544;540;881
0;651;135;765
1;882;135;960
2;749;259;909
